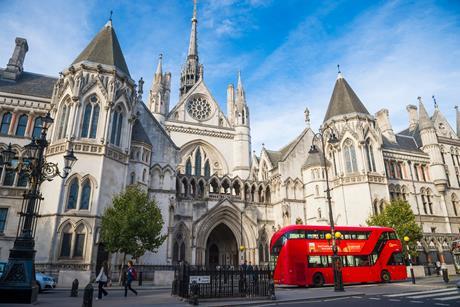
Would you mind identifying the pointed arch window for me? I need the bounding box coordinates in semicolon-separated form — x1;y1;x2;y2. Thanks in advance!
60;224;72;257
343;139;358;173
67;178;79;210
15;114;28;136
185;159;192;175
204;160;211;177
130;172;135;185
73;224;86;258
79;180;91;210
17;170;28;187
32;117;42;139
110;106;123;146
0;112;12;135
57;103;70;139
452;194;458;216
81;96;100;139
194;148;202;176
365;139;376;172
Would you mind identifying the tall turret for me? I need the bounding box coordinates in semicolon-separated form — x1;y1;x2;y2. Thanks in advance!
149;54;171;124
227;83;235;124
179;0;202;97
418;97;448;192
232;71;251;178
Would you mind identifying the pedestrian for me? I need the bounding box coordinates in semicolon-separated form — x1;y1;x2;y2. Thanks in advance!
124;260;138;297
95;262;109;300
241;260;247;271
435;261;441;276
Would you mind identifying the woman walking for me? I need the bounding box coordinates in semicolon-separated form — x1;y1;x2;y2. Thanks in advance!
96;262;109;300
124;260;138;297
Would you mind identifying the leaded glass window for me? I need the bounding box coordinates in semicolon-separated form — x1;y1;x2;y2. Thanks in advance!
343;139;358;173
32;117;42;139
204;160;211;177
67;178;79;210
185;159;192;175
0;112;12;135
194;148;201;176
0;208;8;233
79;180;91;210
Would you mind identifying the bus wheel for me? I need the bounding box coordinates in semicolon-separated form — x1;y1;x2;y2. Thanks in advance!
312;273;324;287
381;270;391;283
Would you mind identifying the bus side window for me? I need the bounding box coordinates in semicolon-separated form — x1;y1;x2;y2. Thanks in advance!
355;255;370;266
387;252;404;265
308;256;321;267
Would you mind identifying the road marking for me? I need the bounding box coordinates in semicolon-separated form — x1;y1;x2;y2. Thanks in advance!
434;294;460;301
368;297;381;300
408;289;458;299
352;296;363;298
389;299;401;302
434;303;450;306
409;301;424;304
385;288;456;297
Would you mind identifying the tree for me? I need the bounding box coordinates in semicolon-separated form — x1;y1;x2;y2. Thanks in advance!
367;199;422;258
101;186;167;278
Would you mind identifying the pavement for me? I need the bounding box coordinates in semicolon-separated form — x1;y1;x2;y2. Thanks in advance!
0;275;458;307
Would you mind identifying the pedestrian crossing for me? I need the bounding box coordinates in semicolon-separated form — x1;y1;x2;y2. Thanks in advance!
383;288;460;303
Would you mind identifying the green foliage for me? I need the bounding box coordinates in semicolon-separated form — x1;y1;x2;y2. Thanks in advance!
101;186;167;259
367;199;422;257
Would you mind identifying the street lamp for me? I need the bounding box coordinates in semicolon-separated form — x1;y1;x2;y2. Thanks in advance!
404;236;416;284
0;112;77;304
308;128;344;291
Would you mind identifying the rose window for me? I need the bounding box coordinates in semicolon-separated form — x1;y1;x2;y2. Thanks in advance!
186;96;211;121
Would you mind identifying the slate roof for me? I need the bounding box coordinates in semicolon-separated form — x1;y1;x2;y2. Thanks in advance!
303;151;330;169
131;120;151;145
72;21;130;77
0;71;56;99
382;132;425;154
324;75;370;122
265;150;282;165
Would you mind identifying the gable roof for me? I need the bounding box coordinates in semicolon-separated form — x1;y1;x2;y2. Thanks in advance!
72;21;130;76
131;120;152;145
324;74;370;122
0;71;57;99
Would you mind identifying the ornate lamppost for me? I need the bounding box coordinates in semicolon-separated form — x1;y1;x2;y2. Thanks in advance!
404;236;416;284
308;128;344;291
0;112;77;304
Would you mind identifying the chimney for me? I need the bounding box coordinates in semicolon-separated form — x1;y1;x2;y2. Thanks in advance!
375;108;396;143
2;37;28;81
406;104;418;131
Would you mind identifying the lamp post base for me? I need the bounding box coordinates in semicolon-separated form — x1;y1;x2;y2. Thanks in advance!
0;238;38;304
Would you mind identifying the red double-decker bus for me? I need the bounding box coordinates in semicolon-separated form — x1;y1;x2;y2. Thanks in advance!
270;225;407;286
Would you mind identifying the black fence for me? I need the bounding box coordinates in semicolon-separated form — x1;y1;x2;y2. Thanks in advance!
172;264;275;299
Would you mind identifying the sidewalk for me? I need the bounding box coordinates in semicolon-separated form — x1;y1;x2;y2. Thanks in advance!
54;281;170;292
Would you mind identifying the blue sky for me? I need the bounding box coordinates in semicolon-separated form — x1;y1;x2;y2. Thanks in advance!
1;0;460;152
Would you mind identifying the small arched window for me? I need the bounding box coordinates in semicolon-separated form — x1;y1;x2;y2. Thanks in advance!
185;159;192;175
142;169;147;182
0;112;12;135
130;172;135;185
452;194;459;216
343;139;358;173
32;117;42;139
67;178;79;210
81;96;100;139
204;160;211;177
194;148;202;176
79;180;91;210
15;114;28;136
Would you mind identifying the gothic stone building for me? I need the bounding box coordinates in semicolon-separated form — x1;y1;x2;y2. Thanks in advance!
0;3;459;282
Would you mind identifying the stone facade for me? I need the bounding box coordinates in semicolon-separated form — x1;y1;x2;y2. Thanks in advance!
0;2;459;282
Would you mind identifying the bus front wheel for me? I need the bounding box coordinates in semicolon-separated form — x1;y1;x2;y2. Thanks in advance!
381;270;391;283
312;273;324;287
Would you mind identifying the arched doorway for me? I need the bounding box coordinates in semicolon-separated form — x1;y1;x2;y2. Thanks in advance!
206;223;238;266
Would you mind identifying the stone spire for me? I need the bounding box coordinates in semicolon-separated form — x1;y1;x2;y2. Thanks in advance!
155;53;163;76
236;70;246;106
418;96;434;130
456;106;460;137
149;54;171;124
180;0;202;97
323;70;370;123
72;20;130;76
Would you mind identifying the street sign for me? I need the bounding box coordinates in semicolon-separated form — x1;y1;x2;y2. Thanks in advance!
190;275;210;284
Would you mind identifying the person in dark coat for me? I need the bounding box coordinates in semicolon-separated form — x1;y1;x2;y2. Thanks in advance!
124;260;138;297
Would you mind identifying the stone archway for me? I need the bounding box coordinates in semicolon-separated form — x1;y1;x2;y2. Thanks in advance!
206;223;238;266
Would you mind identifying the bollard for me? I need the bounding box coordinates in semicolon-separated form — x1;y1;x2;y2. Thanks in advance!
442;268;449;283
189;280;199;305
138;271;143;286
70;279;79;297
82;283;93;307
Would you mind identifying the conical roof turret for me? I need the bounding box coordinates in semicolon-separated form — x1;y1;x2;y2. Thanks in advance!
323;72;370;122
418;97;434;130
72;20;130;76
